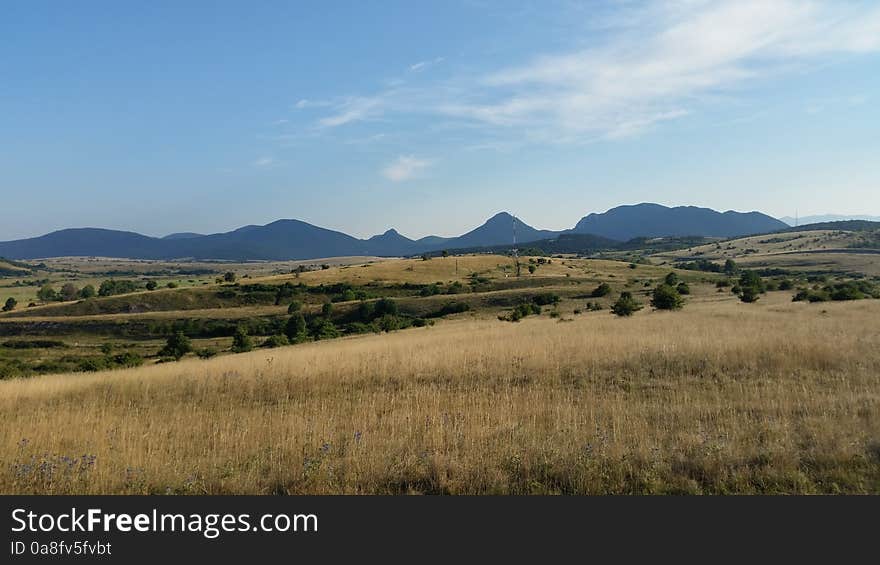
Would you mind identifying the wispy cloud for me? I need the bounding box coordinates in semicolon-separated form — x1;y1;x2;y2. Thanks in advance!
253;156;275;168
308;1;880;141
317;96;385;128
382;155;432;181
410;57;445;72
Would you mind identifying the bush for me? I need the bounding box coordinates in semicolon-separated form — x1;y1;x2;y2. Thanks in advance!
428;302;470;318
98;279;139;297
676;282;691;295
419;284;440;297
738;270;765;303
2;297;15;312
611;292;643;317
778;279;794;291
591;283;611;298
287;301;302;314
651;284;684;310
231;326;253;353
145;281;158;291
60;283;79;301
532;293;560;306
373;298;398;317
197;348;218;359
262;334;290;348
37;285;58;302
158;331;192;360
664;272;680;286
285;313;308;342
740;286;761;303
505;302;542;322
311;318;340;339
79;285;96;299
224;272;237;283
321;302;334;317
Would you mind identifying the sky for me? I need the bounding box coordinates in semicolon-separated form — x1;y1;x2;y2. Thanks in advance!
2;0;880;241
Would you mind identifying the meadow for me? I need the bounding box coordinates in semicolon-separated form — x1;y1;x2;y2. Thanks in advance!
1;292;878;494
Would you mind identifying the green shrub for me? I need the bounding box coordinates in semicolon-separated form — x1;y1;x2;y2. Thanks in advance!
197;348;218;359
287;301;302;314
591;283;611;298
651;285;684;310
611;292;643;317
158;331;192;360
262;334;290;348
676;282;691;295
231;326;253;353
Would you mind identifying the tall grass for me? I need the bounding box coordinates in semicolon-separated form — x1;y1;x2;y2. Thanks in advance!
2;297;878;494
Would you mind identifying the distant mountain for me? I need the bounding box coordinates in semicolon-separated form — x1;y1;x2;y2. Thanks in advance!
441;212;555;249
0;228;165;259
364;229;419;256
166;219;367;261
162;232;205;240
779;214;880;226
0;204;794;261
572;203;787;240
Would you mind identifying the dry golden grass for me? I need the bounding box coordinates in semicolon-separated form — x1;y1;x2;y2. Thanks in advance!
263;254;672;286
2;293;878;494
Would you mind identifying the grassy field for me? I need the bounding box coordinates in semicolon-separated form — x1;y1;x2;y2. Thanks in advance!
1;291;878;494
1;246;878;494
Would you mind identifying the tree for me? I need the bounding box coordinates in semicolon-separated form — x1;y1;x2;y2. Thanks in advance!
2;297;16;312
60;283;79;301
37;285;58;302
740;285;761;303
374;298;398;317
223;272;237;283
285;313;308;342
664;272;680;286
591;283;611;297
676;282;691;295
724;259;738;276
611;292;643;317
738;270;765;303
651;284;684;310
528;264;536;274
231;326;253;353
287;300;302;314
159;331;192;360
441;250;449;258
321;302;334;317
145;280;158;291
79;285;96;299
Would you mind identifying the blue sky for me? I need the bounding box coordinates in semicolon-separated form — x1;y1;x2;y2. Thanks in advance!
2;0;879;241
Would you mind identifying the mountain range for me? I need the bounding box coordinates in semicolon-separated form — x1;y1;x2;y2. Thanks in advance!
0;204;789;261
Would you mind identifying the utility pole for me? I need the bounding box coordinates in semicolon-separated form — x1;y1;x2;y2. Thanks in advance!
512;213;521;277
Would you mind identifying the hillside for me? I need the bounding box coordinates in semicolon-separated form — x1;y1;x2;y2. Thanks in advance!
3;295;879;494
654;228;880;276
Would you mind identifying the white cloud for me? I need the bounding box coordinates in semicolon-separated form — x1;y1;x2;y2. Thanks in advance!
317;96;384;128
410;57;445;72
312;1;880;141
253;156;275;168
382;155;432;181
